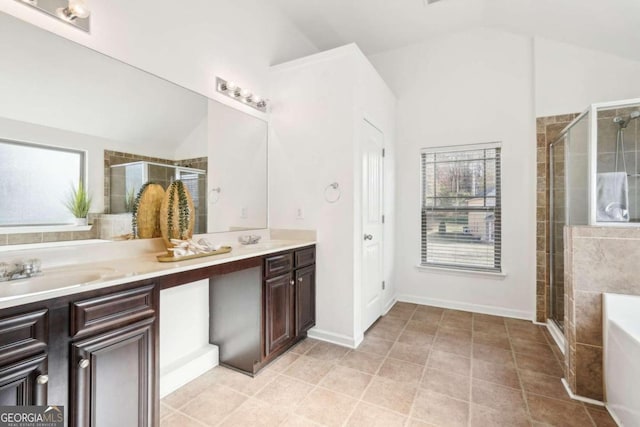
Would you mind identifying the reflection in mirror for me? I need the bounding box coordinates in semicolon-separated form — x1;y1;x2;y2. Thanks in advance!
208;101;268;232
0;12;268;246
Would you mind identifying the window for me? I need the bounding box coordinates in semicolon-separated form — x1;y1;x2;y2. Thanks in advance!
421;143;502;272
0;139;86;226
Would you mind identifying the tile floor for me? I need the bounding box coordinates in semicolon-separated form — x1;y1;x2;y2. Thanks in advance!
160;302;618;427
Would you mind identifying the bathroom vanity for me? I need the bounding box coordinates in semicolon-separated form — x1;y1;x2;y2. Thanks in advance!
0;239;315;427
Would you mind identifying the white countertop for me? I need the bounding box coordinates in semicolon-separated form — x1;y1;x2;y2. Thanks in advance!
0;239;315;309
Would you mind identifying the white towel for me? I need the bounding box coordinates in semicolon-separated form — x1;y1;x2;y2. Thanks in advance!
596;172;630;222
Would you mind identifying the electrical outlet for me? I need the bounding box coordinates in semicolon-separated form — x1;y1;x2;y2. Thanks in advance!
240;207;248;219
296;208;304;220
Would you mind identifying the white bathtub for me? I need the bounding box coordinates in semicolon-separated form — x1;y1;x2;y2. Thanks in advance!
604;293;640;426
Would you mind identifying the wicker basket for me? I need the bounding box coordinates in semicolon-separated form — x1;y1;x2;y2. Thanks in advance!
159;181;195;250
135;183;165;238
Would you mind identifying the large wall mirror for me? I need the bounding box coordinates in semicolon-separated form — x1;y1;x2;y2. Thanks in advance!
0;12;268;243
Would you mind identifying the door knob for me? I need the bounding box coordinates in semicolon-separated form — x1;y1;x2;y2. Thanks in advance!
78;358;90;369
298;277;303;282
290;280;295;286
364;234;373;240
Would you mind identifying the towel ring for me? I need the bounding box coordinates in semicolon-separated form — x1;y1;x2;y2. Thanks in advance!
324;182;341;203
209;187;221;204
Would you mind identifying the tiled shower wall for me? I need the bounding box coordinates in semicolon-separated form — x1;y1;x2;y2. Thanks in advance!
535;114;579;323
565;226;640;400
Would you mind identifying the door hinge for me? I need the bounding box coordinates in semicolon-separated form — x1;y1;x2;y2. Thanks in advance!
382;281;386;290
382;148;386;158
382;214;385;224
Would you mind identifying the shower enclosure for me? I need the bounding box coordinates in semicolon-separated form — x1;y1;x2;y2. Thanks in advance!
548;98;640;332
110;161;207;234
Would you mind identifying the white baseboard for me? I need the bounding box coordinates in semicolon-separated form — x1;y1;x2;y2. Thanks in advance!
307;328;358;349
561;378;605;406
545;319;566;355
160;345;219;398
397;294;532;320
382;296;397;315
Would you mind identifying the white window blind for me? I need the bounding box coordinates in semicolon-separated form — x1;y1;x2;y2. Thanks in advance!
421;144;502;272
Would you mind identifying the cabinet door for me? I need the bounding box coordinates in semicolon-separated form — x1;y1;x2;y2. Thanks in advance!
265;273;295;357
0;353;48;406
71;318;155;427
295;266;316;335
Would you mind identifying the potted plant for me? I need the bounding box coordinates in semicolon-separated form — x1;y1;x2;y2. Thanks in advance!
64;182;92;226
159;180;195;251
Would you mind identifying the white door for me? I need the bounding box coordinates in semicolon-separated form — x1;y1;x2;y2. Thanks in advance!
361;120;384;331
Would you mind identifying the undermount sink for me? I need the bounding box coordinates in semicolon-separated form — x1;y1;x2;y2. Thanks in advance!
238;241;288;250
0;266;118;302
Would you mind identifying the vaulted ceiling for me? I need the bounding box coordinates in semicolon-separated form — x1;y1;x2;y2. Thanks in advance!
272;0;640;61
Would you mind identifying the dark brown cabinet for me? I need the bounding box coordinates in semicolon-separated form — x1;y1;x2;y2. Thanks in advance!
295;265;316;336
71;319;154;427
0;353;48;406
264;273;295;357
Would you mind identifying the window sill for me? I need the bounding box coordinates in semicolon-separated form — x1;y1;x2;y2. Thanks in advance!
415;264;507;279
0;225;92;234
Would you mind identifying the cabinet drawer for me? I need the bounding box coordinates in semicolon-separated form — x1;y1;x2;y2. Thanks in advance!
71;284;156;338
264;253;293;278
0;309;48;366
295;247;315;268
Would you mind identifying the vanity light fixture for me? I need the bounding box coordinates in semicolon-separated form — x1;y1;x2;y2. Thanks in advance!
216;77;268;112
14;0;91;32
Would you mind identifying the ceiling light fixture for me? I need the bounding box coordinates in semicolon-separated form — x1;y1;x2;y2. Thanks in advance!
14;0;91;32
216;77;267;112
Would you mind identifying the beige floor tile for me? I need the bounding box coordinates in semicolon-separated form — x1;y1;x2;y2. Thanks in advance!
469;403;532;427
280;414;322;426
255;376;314;410
266;352;300;373
511;338;555;359
219;398;289;427
411;310;443;324
421;368;470;401
407;419;439;427
519;370;572;401
377;316;408;330
432;335;472;357
294;388;357;427
210;366;278;396
427;350;471;376
160;403;174;420
362;376;418;415
377;358;424;383
472;343;514;364
526;394;594;427
440;315;473;331
473;331;512;350
514;352;564;377
472;358;521;389
471;379;527;413
443;309;473;320
411;389;469;427
397;329;435;347
437;327;472;340
318;365;373;399
388;341;430;365
283;355;334;384
160;413;207;427
473;313;506;325
356;336;395;356
367;323;404;341
180;386;247;426
338;350;385;374
290;338;319;355
415;305;444;315
587;407;618;427
162;375;213;410
305;341;350;361
346;401;407;427
508;325;549;343
387;303;417;320
405;320;439;335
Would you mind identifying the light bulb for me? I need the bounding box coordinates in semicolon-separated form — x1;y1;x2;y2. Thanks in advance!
240;89;252;99
252;96;262;104
68;0;90;18
226;81;237;91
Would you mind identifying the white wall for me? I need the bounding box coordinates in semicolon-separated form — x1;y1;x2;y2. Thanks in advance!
269;45;395;345
369;28;536;319
534;37;640;117
0;0;318;116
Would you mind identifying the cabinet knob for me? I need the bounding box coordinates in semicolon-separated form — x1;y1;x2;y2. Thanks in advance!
298;277;303;282
36;374;49;385
289;280;295;286
78;358;90;369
